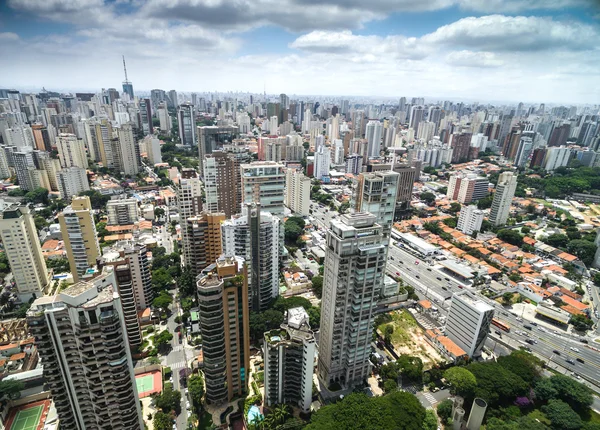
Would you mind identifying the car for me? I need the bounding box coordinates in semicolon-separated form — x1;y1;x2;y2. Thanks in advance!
396;272;401;276
427;268;432;271
390;257;394;261
457;285;463;289
436;277;442;281
570;347;580;353
415;275;420;279
580;338;589;344
566;359;575;365
576;358;585;364
530;322;538;326
442;287;448;291
524;325;532;330
526;339;536;345
516;317;523;322
553;350;561;355
444;278;450;281
494;330;502;336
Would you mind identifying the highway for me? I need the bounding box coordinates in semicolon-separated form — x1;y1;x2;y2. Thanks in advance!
385;242;600;390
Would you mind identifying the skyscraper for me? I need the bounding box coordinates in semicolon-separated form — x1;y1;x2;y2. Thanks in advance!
138;98;153;135
489;172;518;227
185;212;226;279
354;171;399;236
222;204;280;312
203;150;245;218
177;168;203;267
177;102;196;146
264;307;316;413
0;205;50;301
198;125;239;177
157;104;172;136
409;105;424;135
59;196;100;282
318;213;387;388
457;205;484;235
313;145;331;181
365;120;382;158
197;256;250;404
57;133;87;169
285;168;311;216
27;268;144;429
122;55;134;99
115;123;141;176
445;292;494;358
392;162;419;219
240;162;285;216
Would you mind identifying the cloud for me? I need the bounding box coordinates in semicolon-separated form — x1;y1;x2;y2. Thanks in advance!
445;50;504;67
290;30;428;60
0;32;20;41
422;15;599;52
459;0;591;13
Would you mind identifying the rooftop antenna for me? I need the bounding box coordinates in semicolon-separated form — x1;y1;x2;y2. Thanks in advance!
122;55;130;83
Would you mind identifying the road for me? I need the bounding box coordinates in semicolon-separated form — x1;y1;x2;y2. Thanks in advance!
310;204;335;230
154;210;174;254
385;242;600;390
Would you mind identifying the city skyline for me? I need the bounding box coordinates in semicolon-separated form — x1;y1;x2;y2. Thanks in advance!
2;1;599;104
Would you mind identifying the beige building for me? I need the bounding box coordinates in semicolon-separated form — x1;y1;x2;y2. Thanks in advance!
185;212;225;279
27;268;144;430
0;205;50;300
197;256;250;404
285;168;311;216
57;133;88;169
240;161;286;216
59;196;100;282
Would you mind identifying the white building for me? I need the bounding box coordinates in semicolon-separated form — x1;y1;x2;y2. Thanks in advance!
457;205;484;235
264;307;316;413
116;124;140;176
544;146;571;172
445;292;494;358
57;133;88;169
57;167;90;200
285;169;311;216
314;145;330;180
365;120;382;158
0;205;50;301
107;198;140;225
157;106;172;136
144;135;162;165
240;162;286;216
332;139;344;164
489;172;518;227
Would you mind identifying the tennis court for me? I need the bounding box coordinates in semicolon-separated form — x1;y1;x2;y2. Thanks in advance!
7;403;45;430
135;371;162;398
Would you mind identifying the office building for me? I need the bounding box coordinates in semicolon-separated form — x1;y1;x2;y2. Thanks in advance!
185;212;226;279
392;162;419;218
107;197;140;226
150;89;166;109
354;171;399;236
489;172;518;227
318;213;387;388
57;133;88;169
27;269;144;430
264;307;316;413
513;136;533;168
0;205;50;301
409;105;424;135
177;169;203;268
168;90;178;109
57;167;90;200
59;196;100;282
445;292;494;358
139;98;153;135
198;126;239;176
285;168;311;216
313;145;330;181
240;162;285;216
365;120;382;158
178;102;196;146
222;204;280;312
157;105;171;136
447;174;489;204
457;205;484;235
196;256;250;404
543;146;572;172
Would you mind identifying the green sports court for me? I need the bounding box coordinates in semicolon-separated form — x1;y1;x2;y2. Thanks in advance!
135;370;162;398
6;401;48;430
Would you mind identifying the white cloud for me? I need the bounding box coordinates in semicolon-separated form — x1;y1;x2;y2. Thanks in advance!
459;0;590;13
0;32;20;41
445;50;504;67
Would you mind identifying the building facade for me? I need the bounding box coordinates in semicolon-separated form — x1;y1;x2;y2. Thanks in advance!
489;172;518;227
106;198;140;226
457;205;484;235
445;292;494;358
185;212;226;279
285;168;311;216
240;162;285;216
57;167;89;200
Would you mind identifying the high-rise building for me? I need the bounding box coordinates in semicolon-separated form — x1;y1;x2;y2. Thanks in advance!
345;153;363;175
57;167;89;200
445;292;494;358
196;256;250;404
31;124;52;152
57;133;88;169
27;269;144;430
150;89;167;109
450;132;473;163
279;93;290;109
354;171;399;236
285;168;311;216
240;162;285;216
548;123;571;147
392;162;419;219
203;151;245;218
447;174;489;204
198;126;239;177
178;102;196;146
0;205;50;301
106;197;140;226
144;135;162;165
139;98;153;135
185;212;226;279
59;196;100;282
543;146;572;172
157;105;172;136
222;204;280;312
264;307;316;413
457;205;484;235
513;136;533;168
177;168;203;268
122;55;134;99
167;90;178;109
115;123;141;176
313;145;330;181
409;105;424;135
318;213;387;388
489;172;518;226
365;120;382;158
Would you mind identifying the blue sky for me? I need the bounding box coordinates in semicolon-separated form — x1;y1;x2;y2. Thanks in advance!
1;0;599;104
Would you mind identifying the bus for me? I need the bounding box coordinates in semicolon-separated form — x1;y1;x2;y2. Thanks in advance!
491;318;510;333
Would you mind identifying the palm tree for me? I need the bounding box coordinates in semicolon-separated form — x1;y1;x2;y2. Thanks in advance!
269;404;290;428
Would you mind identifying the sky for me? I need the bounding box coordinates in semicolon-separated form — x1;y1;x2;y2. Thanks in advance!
1;0;599;104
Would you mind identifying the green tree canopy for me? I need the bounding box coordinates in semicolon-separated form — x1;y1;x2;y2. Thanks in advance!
566;239;597;266
534;374;593;412
497;350;543;385
542;399;582;430
497;229;524;247
188;374;204;408
444;367;477;397
420;192;436;205
543;233;569;249
153;411;173;430
467;362;528;406
436;399;453;425
25;187;49;205
396;355;423;382
311;275;323;298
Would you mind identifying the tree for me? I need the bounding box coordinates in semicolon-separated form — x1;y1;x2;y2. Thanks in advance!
570;314;593;332
397;355;424;382
448;202;461;214
420;192;436;205
152;268;174;291
188;374;204;408
535;374;593;412
436;399;453;425
497;229;524;246
0;380;24;400
521;226;531;234
96;221;108;239
177;266;196;297
153;411;173;430
423;221;443;235
593;272;600;287
46;257;70;273
542;399;583;430
311;275;323;298
24;187;49;205
476;195;494;209
444;367;477;396
284;217;305;244
0;252;10;276
543;233;569;249
502;292;514;305
79;190;110;210
443;217;457;228
154;207;165;218
155;385;181;414
566;239;597;266
383;379;397;393
467;362;528;406
384;325;394;345
152;291;173;315
153;330;174;352
497;350;543;385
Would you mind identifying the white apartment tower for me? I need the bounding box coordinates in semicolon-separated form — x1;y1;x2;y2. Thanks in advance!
445;292;494;358
314;145;330;181
318;213;387;388
489;172;518;227
27;269;144;430
157;106;172;136
57;167;90;200
116;123;140;176
106;198;140;226
365;120;383;158
457;205;484;235
264;307;316;413
354;171;399;237
285;168;311;216
177;169;203;267
0;205;50;300
240;162;286;216
57;133;88;169
221;204;280;312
